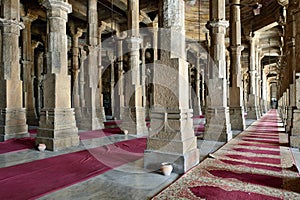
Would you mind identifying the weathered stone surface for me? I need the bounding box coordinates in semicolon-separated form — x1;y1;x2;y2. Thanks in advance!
0;0;28;141
36;0;79;151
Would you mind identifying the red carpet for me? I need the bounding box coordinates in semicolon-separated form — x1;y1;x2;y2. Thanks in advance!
153;110;300;199
189;186;281;200
238;142;279;149
208;169;283;188
225;154;281;165
0;137;147;199
232;147;280;155
79;128;120;140
0;138;35;154
220;159;282;172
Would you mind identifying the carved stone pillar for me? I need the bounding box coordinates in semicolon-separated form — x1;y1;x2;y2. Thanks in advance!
261;68;268;113
195;55;202;116
148;22;158;61
228;0;245;130
144;0;199;174
21;13;38;126
115;37;125;120
77;0;103;130
34;50;44;118
286;6;297;135
96;24;106;123
246;37;260;119
204;0;232;141
256;47;262;117
0;0;28;141
70;25;83;120
36;0;79;151
121;0;148;135
108;51;115;117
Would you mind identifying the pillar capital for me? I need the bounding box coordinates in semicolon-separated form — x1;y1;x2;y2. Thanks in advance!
230;45;244;53
206;20;229;29
125;36;142;51
0;18;24;32
42;0;72;16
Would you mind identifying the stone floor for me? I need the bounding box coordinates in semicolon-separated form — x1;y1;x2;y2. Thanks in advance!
1;116;299;200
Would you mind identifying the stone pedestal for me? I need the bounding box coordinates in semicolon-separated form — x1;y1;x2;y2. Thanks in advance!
204;106;232;142
291;74;300;148
247;94;260;119
120;106;148;135
229;106;245;130
144;107;199;174
144;0;199;174
36;0;79;151
291;109;300;147
0;1;28;141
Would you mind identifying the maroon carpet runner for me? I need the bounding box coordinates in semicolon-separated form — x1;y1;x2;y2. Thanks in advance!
0;128;122;154
0;137;147;199
152;110;300;199
0;138;35;154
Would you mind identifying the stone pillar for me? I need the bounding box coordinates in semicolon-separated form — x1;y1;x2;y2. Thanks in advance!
204;0;232;141
144;0;199;174
70;25;83;119
36;0;79;151
195;54;202;116
108;52;115;117
247;37;260;119
21;13;38;126
141;45;147;108
200;68;206;114
261;68;268;113
115;37;125;120
77;0;103;130
256;47;262;117
121;0;148;135
286;7;297;135
0;0;28;141
34;50;44;118
149;22;158;61
96;24;106;123
228;0;245;130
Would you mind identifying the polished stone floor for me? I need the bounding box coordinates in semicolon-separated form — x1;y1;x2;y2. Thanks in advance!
1;117;299;200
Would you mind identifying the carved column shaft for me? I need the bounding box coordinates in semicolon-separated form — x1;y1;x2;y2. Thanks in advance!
144;0;199;174
228;0;245;130
70;27;83;111
204;0;232;141
247;37;260;119
121;0;148;135
0;0;28;141
22;13;38;125
36;0;79;151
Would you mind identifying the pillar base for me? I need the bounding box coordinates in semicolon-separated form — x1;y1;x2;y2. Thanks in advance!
0;108;28;141
204;107;232;142
26;108;39;126
229;106;246;130
96;106;106;122
144;148;199;174
144;108;199;174
291;109;300;148
76;107;104;130
36;108;79;151
120;106;148;135
286;106;294;133
246;94;260;120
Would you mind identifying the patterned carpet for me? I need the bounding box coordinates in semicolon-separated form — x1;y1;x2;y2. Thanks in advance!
153;110;300;200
